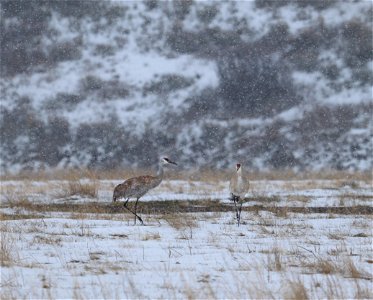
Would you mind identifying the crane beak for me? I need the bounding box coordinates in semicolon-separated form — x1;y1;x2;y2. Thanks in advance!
169;160;177;165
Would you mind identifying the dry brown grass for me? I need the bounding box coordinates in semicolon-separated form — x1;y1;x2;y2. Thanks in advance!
302;254;370;280
6;197;34;210
2;168;371;182
354;280;373;299
338;180;361;189
286;195;312;204
141;232;161;241
163;213;198;232
272;247;283;271
344;256;368;279
3;198;372;222
327;232;346;240
32;235;62;246
284;280;309;300
338;193;373;202
274;206;288;218
314;259;337;274
0;225;18;267
0;213;43;221
55;170;99;198
247;194;282;203
64;180;98;198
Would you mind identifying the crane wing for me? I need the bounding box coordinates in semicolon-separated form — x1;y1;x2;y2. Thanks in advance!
114;175;158;199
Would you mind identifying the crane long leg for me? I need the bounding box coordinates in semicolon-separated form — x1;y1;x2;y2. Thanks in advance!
134;198;142;225
233;196;242;227
123;198;143;225
237;200;243;227
233;198;238;218
233;198;239;225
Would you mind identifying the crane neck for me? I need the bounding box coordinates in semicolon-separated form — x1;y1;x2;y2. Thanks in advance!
156;163;164;178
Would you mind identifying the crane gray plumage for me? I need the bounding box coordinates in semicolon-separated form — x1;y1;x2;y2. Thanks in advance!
113;157;177;225
229;163;249;226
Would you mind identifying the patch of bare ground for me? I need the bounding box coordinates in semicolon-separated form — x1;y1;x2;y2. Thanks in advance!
245;194;281;203
141;232;161;241
0;213;44;221
2;199;373;217
338;193;373;202
286;195;312;204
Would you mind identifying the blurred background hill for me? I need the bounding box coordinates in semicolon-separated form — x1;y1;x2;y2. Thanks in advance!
0;0;372;173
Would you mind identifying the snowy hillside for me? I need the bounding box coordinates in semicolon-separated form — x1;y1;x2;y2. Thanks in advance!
0;0;372;173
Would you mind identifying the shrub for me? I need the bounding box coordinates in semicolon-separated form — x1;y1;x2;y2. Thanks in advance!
196;4;218;24
183;87;219;121
257;22;290;51
0;1;125;76
66;179;98;198
93;44;116;57
217;52;300;117
0;1;50;76
171;0;193;20
0;97;71;169
341;20;372;68
42;116;71;166
73;119;127;169
255;0;336;10
167;25;241;56
287;21;337;71
44;92;84;112
169;23;299;118
143;74;194;96
47;38;82;63
79;76;130;100
144;0;159;11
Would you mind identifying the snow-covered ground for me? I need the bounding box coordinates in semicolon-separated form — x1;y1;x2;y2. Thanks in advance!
1;178;372;299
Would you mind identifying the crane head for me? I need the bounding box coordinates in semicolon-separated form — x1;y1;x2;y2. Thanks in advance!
161;157;177;166
236;163;241;171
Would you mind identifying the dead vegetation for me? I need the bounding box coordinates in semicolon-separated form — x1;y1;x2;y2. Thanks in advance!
162;213;199;239
141;232;161;241
56;170;99;199
1;169;371;183
284;280;309;300
0;225;18;267
0;171;371;299
63;180;98;198
267;247;283;271
2;199;373;218
32;235;62;246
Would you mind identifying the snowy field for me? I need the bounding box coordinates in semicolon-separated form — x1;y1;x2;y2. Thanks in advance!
1;177;372;299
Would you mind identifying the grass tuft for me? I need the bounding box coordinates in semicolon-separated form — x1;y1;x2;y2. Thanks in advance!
0;226;18;267
65;180;98;198
285;280;309;300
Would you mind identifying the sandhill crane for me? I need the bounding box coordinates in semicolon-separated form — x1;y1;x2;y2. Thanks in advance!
229;163;249;226
113;157;177;225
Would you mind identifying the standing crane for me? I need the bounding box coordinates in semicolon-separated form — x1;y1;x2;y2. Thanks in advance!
113;157;177;225
229;163;249;226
